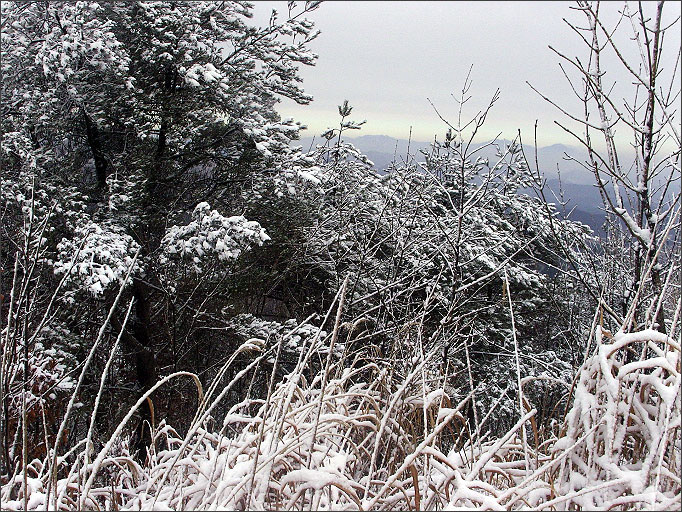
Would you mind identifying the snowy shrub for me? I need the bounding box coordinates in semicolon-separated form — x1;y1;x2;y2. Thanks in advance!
104;172;144;221
33;2;130;82
160;202;270;272
1;171;87;239
224;314;333;373
555;328;681;509
2;327;79;465
53;221;140;296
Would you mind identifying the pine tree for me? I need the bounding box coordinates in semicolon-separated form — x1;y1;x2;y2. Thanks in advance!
1;0;320;460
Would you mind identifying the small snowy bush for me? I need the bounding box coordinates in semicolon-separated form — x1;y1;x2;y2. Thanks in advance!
160;202;270;272
53;221;140;296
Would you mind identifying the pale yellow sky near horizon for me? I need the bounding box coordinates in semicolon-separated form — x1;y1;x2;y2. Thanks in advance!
252;1;681;150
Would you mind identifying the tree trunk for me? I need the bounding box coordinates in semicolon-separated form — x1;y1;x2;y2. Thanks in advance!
130;279;156;462
82;109;108;189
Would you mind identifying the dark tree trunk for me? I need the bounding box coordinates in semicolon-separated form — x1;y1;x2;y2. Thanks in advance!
82;109;108;189
109;281;157;462
130;279;156;462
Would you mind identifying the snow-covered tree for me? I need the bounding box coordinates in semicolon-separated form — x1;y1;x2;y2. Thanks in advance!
530;0;681;335
1;0;320;462
229;100;595;433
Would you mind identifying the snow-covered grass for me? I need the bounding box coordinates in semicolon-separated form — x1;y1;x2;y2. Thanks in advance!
2;313;679;510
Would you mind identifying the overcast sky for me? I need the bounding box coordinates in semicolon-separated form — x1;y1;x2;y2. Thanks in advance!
251;1;681;147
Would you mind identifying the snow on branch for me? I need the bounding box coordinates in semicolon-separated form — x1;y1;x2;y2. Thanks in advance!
160;202;270;272
53;221;141;296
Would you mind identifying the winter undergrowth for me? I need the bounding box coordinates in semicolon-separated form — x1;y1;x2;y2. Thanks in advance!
2;302;679;511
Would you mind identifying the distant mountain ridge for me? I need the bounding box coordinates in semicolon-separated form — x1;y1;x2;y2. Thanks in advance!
293;133;608;231
295;134;596;185
291;133;676;233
